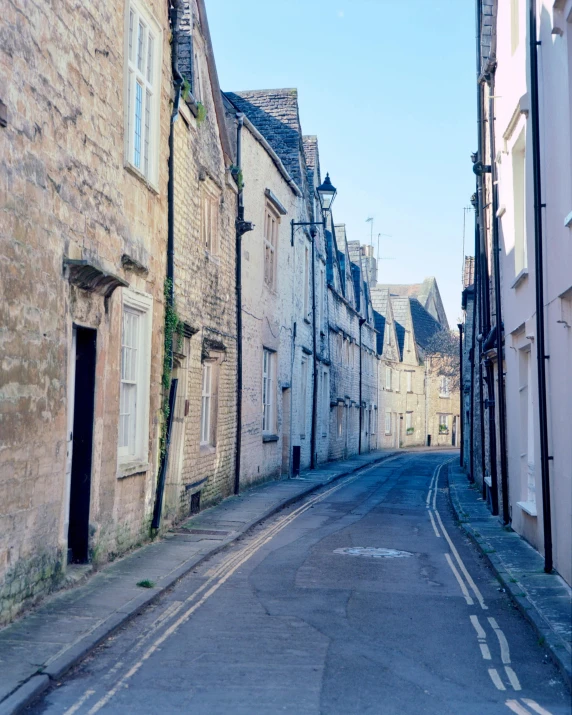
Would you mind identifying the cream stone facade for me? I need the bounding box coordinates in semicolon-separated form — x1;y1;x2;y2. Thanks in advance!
0;0;171;622
465;0;572;585
372;281;460;450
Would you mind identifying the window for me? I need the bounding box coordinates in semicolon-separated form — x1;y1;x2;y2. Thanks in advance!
303;246;310;318
439;376;451;397
262;348;275;433
318;267;325;330
200;353;221;447
406;412;413;433
385;411;391;435
406;371;413;393
438;414;449;434
337;404;343;438
200;364;213;445
119;289;153;462
394;370;400;392
193;51;204;102
345;339;350;365
300;358;308;437
264;205;279;289
385;366;392;391
125;0;161;184
322;370;329;437
512;129;527;276
201;181;220;255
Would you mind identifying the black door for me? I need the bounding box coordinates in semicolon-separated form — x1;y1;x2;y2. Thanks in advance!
68;327;97;563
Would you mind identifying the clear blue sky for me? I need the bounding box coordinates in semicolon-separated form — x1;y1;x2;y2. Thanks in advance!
206;0;476;326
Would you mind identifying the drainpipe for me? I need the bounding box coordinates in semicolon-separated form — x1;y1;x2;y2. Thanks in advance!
358;318;366;454
151;0;184;530
310;226;318;470
234;113;244;496
458;323;464;466
488;68;510;525
529;0;552;573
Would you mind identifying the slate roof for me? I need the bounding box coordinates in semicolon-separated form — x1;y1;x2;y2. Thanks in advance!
409;297;442;350
224;89;304;190
377;277;448;328
370;288;389;353
390;297;409;357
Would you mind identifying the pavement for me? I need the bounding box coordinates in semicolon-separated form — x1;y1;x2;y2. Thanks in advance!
448;462;572;689
22;451;572;714
0;449;397;715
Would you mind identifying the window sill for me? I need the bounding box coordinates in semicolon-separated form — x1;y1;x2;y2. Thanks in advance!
439;395;451;399
204;251;221;265
200;444;216;455
564;210;572;228
117;461;150;479
517;500;537;517
262;434;279;443
124;163;159;195
511;268;529;289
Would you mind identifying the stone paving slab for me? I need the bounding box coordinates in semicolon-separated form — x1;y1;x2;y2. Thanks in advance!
447;463;572;689
0;449;397;714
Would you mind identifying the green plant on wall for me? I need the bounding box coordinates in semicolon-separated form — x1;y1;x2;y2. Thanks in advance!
160;278;182;457
181;77;191;103
406;427;414;435
229;164;244;192
196;101;206;124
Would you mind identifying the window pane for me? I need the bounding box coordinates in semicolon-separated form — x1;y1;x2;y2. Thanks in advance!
147;33;154;83
144;89;151;177
137;20;145;72
129;9;135;62
134;81;143;168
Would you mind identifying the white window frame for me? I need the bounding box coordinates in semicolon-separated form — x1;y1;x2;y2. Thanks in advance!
406;411;413;432
406;371;413;393
202;180;220;255
337;404;343;438
118;288;153;465
264;204;279;289
438;413;449;434
385;365;392;391
124;0;162;186
200;355;220;448
385;411;391;435
322;369;329;437
262;348;276;434
439;376;451;397
303;246;310;318
394;369;400;392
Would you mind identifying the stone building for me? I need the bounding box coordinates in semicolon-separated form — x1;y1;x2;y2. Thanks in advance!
0;0;172;622
158;0;238;524
325;224;378;461
372;279;460;449
465;0;572;584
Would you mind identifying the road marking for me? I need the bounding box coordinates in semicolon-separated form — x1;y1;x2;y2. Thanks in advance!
428;509;441;537
64;455;403;715
488;617;512;664
504;666;522;691
505;701;531;715
489;668;506;690
521;699;553;715
479;643;492;660
63;690;95;715
470;614;487;640
433;508;488;610
426;471;437;507
445;553;474;605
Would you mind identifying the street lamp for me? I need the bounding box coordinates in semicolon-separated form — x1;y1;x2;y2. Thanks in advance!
316;173;337;214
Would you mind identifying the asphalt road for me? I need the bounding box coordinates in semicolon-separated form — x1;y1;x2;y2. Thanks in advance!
28;452;570;714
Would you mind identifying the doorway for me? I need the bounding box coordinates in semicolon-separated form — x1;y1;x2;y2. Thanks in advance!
281;388;291;475
67;326;97;564
452;416;458;447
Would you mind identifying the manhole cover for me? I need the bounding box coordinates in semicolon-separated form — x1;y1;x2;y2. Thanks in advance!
334;547;413;559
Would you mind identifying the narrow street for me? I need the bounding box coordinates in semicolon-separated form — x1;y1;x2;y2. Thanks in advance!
27;453;569;715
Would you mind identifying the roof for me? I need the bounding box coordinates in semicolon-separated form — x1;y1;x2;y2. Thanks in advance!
463;256;475;288
370;288;389;353
409;298;443;350
224;89;304;190
377;277;448;328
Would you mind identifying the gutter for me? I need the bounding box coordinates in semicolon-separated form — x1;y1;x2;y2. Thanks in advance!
529;0;553;573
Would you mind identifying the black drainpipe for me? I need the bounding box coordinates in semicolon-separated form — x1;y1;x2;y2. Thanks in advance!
151;0;183;530
488;67;510;525
529;0;552;573
234;113;244;495
457;323;464;467
358;317;365;454
310;226;318;470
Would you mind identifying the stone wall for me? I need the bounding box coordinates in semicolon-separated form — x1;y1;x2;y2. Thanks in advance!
0;0;170;623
